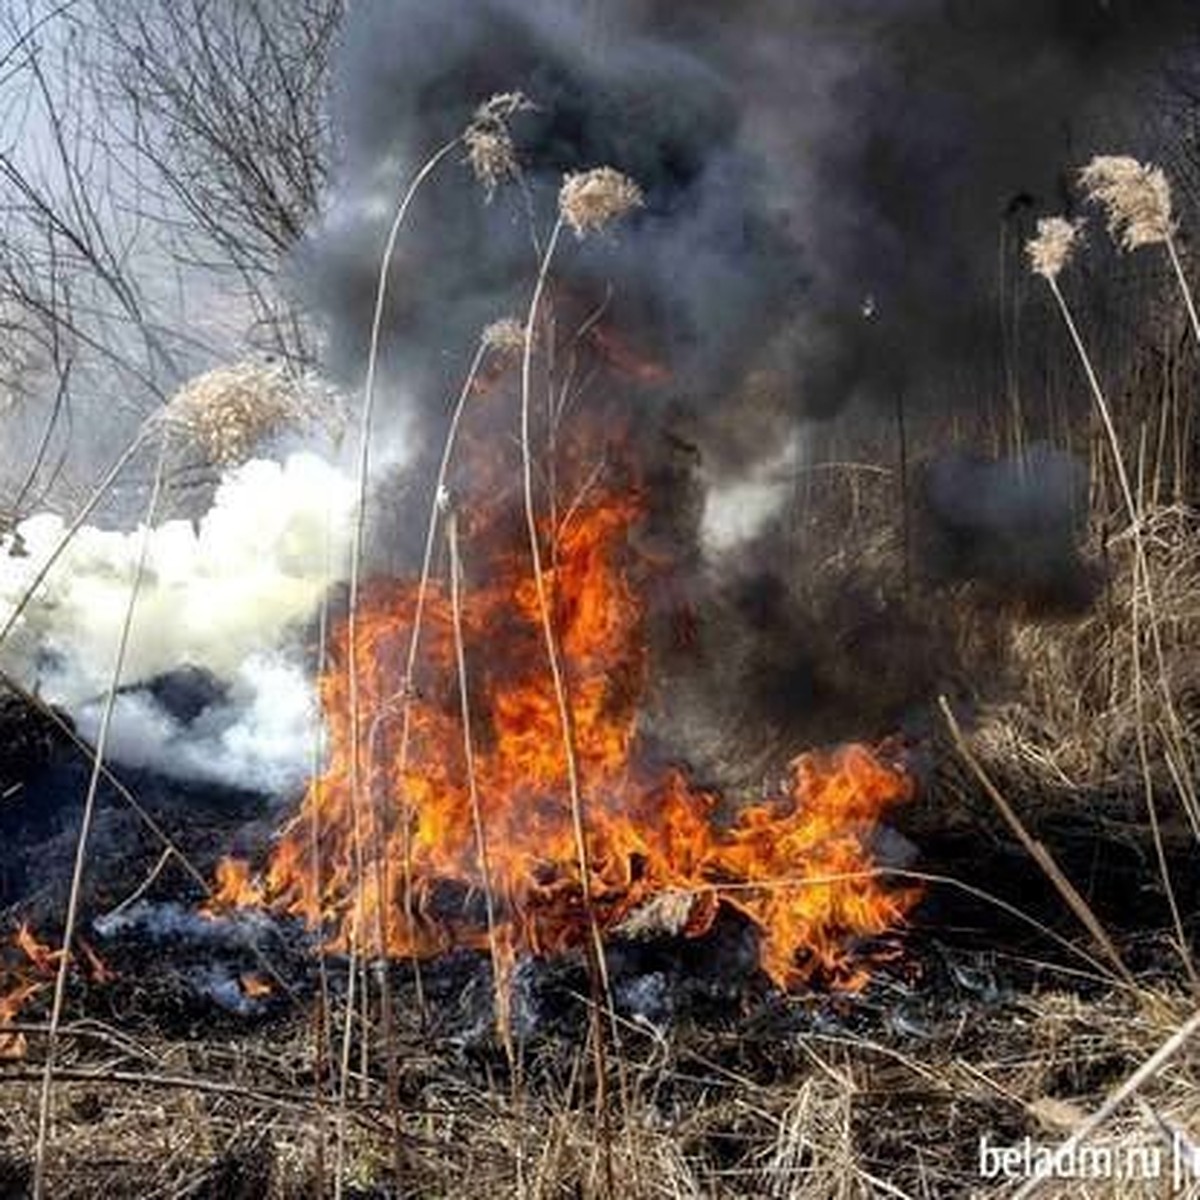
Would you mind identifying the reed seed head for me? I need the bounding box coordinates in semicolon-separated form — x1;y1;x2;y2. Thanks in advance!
1026;216;1084;282
558;167;644;237
464;92;532;200
1079;155;1174;251
482;317;527;357
155;362;341;467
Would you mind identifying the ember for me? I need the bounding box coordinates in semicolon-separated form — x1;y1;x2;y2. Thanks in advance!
239;973;272;999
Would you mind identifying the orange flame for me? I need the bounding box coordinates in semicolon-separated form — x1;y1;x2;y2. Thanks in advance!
15;922;59;973
0;978;38;1060
0;923;62;1059
207;857;266;912
223;412;919;991
239;973;273;999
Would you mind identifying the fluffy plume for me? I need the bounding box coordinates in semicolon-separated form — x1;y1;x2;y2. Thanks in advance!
558;167;643;237
156;362;343;467
1026;217;1084;281
463;92;532;199
482;317;527;355
1079;155;1174;250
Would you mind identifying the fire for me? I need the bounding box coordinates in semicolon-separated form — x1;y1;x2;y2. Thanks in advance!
0;923;118;1057
0;980;38;1060
218;405;919;992
0;923;62;1059
240;973;273;999
206;858;266;913
15;922;59;973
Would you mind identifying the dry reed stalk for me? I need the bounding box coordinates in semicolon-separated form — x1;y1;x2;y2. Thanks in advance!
1080;152;1200;414
446;509;513;1064
517;167;641;1199
1076;159;1200;816
335;132;462;1198
341;324;519;1190
364;330;502;970
939;697;1135;987
31;433;169;1200
340;94;532;1193
518;218;594;941
1027;222;1197;986
374;329;510;986
306;511;338;1196
518;221;622;1176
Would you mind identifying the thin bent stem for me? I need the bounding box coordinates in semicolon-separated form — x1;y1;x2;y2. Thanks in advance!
447;510;512;1062
1048;279;1138;526
519;217;600;965
308;512;336;1192
1165;231;1200;352
1047;278;1197;987
940;696;1133;986
519;215;618;1198
1011;1007;1200;1200
375;334;490;979
336;135;459;1200
32;431;168;1200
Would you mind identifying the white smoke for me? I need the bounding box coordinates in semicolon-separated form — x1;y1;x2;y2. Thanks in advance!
700;434;801;557
0;452;356;793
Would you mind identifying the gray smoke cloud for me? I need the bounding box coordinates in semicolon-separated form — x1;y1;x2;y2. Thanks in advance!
289;1;1194;765
299;0;1194;455
922;443;1094;609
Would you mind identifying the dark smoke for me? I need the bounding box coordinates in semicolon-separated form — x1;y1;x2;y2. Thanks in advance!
296;1;1195;765
921;444;1096;611
301;0;1195;450
301;0;803;453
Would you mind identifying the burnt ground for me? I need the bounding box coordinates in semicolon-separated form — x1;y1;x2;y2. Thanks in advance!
0;692;1198;1198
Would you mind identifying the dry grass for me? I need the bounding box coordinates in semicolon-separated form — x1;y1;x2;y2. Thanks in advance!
970;504;1200;808
0;982;1196;1198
